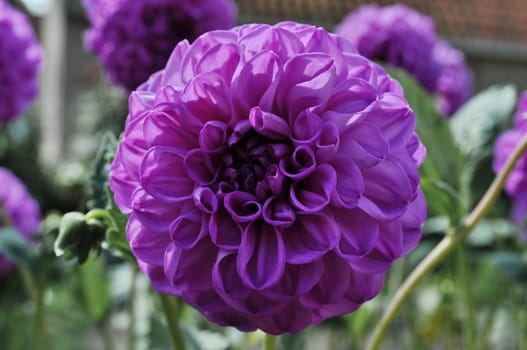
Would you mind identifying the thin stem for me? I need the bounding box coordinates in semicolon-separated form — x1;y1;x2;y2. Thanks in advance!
127;268;139;350
159;294;186;350
457;245;475;349
263;334;277;350
85;209;118;230
366;132;527;350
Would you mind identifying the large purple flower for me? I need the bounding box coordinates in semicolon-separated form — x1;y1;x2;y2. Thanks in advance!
0;167;41;273
110;22;426;334
0;0;43;124
335;4;472;116
82;0;237;91
494;92;527;224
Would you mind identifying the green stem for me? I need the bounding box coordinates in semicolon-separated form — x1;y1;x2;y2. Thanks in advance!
159;294;186;350
366;132;527;350
457;245;475;349
85;209;118;230
263;334;277;350
98;320;116;350
127;268;139;350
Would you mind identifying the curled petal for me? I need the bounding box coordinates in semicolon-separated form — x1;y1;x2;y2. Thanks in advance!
237;221;285;290
262;196;296;228
315;122;340;162
282;212;340;264
290;164;336;212
279;145;317;180
292;109;323;144
193;186;218;214
169;209;208;250
209;207;242;249
199;121;229;153
249;107;290;140
264;165;285;196
184;149;220;185
224;192;262;222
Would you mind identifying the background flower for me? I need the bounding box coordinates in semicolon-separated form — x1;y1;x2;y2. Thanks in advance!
0;0;43;124
110;22;426;334
493;92;527;224
0;167;41;273
335;4;472;116
82;0;237;91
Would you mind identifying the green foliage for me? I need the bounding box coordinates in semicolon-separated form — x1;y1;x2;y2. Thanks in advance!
451;85;517;207
489;252;527;283
54;212;106;264
451;85;517;160
88;132;119;210
79;255;111;322
0;228;36;267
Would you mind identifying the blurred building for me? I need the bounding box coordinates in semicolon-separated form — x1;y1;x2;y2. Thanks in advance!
234;0;527;91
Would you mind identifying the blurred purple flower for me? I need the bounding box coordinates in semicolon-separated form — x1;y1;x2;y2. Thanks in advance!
82;0;237;91
494;94;527;225
335;4;472;116
0;0;43;124
110;22;426;334
0;167;41;273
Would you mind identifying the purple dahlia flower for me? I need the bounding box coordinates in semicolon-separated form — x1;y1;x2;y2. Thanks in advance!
82;0;237;91
335;4;472;116
0;167;41;273
109;22;426;334
0;0;43;124
493;93;527;225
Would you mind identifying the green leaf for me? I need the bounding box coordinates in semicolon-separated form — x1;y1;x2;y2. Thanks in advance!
451;85;517;207
451;85;516;160
466;219;517;246
88;132;118;210
0;228;36;267
488;252;527;282
79;255;111;322
386;67;463;190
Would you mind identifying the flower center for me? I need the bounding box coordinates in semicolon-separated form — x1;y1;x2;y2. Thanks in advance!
219;124;292;199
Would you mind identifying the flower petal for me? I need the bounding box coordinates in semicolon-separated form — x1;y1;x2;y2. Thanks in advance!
334;208;379;261
290;164;336;212
237;222;285;290
282;212;340;264
140;146;194;202
164;238;218;293
209;206;243;249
